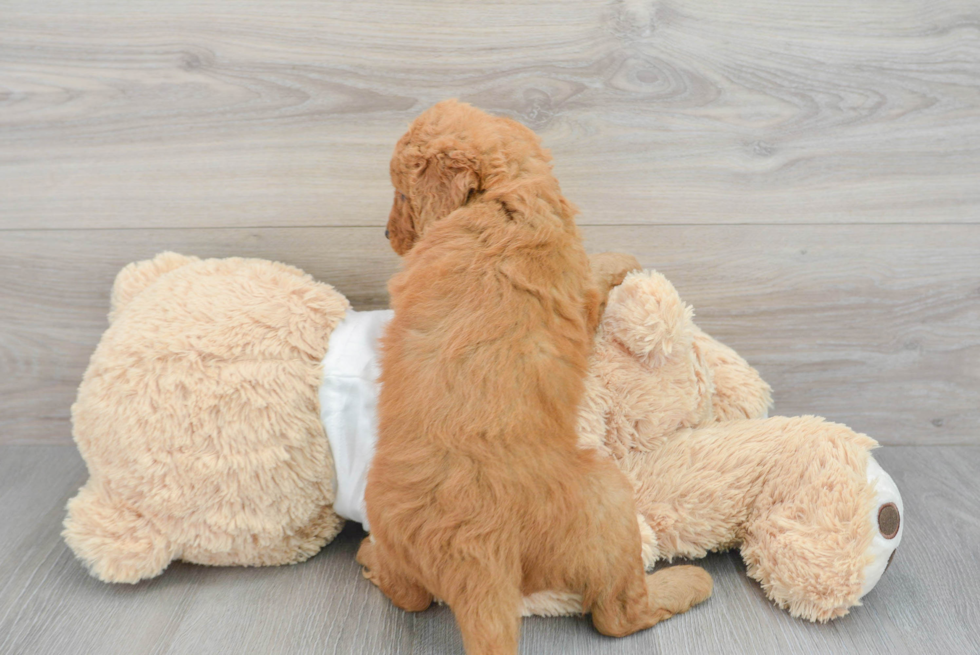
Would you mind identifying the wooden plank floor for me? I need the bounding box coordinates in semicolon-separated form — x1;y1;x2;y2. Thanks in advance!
1;444;978;654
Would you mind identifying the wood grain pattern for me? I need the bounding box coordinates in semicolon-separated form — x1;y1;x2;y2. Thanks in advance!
2;224;977;446
2;0;978;228
0;444;977;654
3;2;977;652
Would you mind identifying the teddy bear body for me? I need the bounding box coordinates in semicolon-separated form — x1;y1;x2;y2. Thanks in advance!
571;272;902;621
64;253;902;623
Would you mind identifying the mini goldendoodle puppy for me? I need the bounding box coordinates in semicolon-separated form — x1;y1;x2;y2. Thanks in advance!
359;100;712;654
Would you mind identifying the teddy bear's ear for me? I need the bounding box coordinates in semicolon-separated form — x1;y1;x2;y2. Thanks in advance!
602;271;694;368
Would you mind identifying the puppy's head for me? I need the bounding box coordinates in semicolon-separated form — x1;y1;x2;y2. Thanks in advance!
386;99;550;255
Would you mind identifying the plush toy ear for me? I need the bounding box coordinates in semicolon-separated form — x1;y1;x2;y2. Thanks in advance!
411;136;481;227
602;271;694;368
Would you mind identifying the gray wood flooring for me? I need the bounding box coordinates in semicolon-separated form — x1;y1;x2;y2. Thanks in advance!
1;444;978;654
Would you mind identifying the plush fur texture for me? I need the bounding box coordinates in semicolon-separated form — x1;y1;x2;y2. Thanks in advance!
64;253;347;583
362;100;712;654
565;270;877;622
620;416;877;622
64;253;883;623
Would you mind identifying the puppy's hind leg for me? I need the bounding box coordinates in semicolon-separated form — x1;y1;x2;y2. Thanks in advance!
645;564;714;620
357;536;433;612
575;458;712;637
591;564;712;637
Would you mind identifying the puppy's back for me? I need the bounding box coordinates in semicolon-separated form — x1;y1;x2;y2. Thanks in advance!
379;198;594;451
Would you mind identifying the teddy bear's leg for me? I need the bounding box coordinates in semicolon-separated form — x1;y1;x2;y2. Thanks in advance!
62;481;175;583
109;252;199;321
184;501;344;569
691;327;772;421
356;536;433;612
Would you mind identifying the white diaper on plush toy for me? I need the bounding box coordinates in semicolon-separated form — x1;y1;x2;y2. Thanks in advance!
318;309;392;530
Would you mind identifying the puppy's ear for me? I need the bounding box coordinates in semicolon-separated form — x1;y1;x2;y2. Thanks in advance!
412;136;480;226
386;189;417;256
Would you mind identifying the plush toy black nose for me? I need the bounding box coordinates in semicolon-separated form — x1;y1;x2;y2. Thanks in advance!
385;229;389;240
878;502;900;539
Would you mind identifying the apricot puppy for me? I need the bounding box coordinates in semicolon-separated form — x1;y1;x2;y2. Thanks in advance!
360;100;711;654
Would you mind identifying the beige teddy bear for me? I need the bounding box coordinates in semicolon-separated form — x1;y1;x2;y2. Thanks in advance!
64;252;902;623
560;271;903;621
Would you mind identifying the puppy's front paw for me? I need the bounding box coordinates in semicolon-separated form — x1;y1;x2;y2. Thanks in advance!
590;252;642;291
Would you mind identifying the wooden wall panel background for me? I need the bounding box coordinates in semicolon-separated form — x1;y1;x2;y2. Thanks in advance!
1;0;979;446
2;0;979;229
2;225;978;446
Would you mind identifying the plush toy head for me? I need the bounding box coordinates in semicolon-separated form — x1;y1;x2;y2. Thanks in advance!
64;253;349;582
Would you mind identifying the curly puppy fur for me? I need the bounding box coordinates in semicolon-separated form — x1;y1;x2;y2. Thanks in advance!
359;100;712;654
